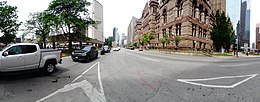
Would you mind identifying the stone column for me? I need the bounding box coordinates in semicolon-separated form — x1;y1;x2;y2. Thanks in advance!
174;7;178;18
206;16;210;25
201;12;205;23
195;8;200;19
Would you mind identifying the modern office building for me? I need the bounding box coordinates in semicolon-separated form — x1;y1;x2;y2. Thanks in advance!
127;17;138;45
87;0;104;42
256;23;260;49
238;0;250;48
113;27;118;42
112;27;119;46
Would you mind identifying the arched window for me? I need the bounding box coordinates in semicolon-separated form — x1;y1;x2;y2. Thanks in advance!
192;24;197;37
199;4;203;21
192;0;197;18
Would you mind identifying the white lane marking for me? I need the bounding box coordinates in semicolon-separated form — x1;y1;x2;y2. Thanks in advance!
72;62;99;83
36;80;106;102
37;62;106;102
126;52;159;62
141;57;160;62
219;64;248;67
98;62;105;96
177;74;258;88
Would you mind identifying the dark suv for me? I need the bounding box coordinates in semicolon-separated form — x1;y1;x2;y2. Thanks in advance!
71;46;98;62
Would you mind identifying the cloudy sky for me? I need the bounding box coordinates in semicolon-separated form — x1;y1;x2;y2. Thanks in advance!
4;0;260;46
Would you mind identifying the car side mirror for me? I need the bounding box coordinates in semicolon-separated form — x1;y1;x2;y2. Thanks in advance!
3;52;8;56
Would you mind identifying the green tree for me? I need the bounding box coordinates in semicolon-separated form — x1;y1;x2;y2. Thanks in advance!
142;32;155;47
25;11;51;48
210;10;234;52
0;1;21;45
159;33;172;48
47;0;98;51
105;37;113;47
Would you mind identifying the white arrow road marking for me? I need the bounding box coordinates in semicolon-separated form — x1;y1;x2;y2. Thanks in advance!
177;74;258;88
36;62;106;102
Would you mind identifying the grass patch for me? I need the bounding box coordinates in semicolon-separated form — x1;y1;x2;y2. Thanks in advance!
249;54;260;56
213;53;233;56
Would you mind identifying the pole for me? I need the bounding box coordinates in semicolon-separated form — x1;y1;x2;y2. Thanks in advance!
237;35;239;57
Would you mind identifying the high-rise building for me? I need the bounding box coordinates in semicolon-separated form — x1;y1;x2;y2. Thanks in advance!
121;33;126;46
113;27;118;42
238;0;250;48
127;17;138;45
87;0;104;42
256;23;260;49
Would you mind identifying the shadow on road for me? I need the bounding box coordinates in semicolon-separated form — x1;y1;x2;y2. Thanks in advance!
0;67;68;81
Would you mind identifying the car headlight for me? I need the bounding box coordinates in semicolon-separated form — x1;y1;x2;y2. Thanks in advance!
72;52;74;55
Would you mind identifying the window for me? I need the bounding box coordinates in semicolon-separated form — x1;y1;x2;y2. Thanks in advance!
157;33;160;40
6;45;22;55
176;23;181;36
22;45;37;54
192;0;197;18
177;2;183;17
192;24;197;36
203;30;207;38
163;9;167;23
199;27;202;38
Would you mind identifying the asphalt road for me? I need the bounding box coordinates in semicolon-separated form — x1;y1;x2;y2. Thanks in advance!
1;48;260;102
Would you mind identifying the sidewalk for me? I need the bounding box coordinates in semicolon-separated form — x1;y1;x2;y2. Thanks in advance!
136;49;260;58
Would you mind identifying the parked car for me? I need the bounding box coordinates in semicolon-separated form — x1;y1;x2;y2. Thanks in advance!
0;43;62;74
71;45;98;62
101;46;111;53
128;46;135;50
112;47;120;51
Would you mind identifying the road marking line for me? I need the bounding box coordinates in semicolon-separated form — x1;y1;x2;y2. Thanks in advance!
71;62;99;83
126;52;159;62
98;62;105;96
177;74;258;88
37;62;106;102
219;64;248;67
36;80;106;102
141;57;160;62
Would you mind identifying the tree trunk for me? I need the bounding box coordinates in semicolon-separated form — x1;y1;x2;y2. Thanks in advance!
52;41;56;49
68;24;72;51
80;41;82;48
43;38;46;49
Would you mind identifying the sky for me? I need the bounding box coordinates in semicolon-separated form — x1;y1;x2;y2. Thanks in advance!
5;0;148;38
3;0;260;46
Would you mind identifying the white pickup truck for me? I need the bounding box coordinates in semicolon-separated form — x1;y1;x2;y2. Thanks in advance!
0;43;62;74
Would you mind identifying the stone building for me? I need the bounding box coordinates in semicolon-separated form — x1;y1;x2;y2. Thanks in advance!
134;0;226;50
134;19;142;43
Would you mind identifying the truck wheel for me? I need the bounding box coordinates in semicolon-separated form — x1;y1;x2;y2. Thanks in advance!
44;62;56;74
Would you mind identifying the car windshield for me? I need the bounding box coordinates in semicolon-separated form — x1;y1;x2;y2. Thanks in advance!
81;46;91;51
